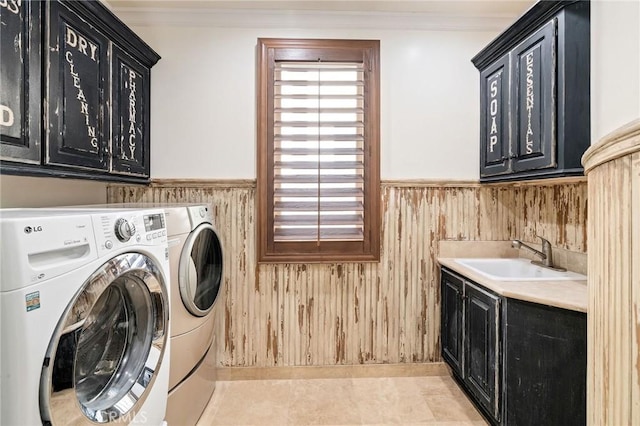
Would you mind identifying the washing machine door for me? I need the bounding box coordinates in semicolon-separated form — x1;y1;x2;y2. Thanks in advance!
179;223;223;317
40;252;168;425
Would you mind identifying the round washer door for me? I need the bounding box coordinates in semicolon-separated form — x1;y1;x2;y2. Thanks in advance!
40;252;169;425
179;223;223;317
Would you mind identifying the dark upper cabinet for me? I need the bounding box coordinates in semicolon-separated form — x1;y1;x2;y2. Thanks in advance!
111;45;150;176
46;1;110;171
473;1;590;182
0;0;41;164
0;0;159;182
441;270;464;377
464;282;500;420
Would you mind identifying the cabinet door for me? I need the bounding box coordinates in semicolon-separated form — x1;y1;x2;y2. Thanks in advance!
441;270;464;377
111;45;150;177
511;19;556;173
479;54;510;177
46;1;110;171
503;299;586;425
0;0;41;164
464;281;500;420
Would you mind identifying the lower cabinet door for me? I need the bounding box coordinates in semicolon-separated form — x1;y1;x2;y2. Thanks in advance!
441;270;464;377
464;281;500;420
503;299;586;426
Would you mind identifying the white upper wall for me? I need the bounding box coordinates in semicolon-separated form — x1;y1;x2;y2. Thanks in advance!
591;0;640;143
123;11;508;180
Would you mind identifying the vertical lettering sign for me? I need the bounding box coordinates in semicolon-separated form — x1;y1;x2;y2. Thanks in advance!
485;69;503;164
0;0;24;141
519;45;542;156
62;23;101;153
119;63;144;165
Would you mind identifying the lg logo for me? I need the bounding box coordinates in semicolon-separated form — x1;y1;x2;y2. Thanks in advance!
24;225;43;234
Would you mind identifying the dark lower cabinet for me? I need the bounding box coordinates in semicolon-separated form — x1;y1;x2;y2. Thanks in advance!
502;299;586;426
441;269;501;424
440;267;587;425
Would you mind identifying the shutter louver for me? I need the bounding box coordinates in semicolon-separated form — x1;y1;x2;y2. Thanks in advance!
273;62;365;243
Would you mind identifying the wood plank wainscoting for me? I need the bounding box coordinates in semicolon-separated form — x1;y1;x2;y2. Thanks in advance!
583;119;640;426
108;179;586;368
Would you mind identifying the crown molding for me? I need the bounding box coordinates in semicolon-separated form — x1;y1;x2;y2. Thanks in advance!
111;7;519;32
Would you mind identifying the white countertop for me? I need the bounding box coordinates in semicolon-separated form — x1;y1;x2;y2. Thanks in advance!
438;257;588;313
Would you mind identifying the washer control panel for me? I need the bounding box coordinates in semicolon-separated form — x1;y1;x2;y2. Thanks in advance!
93;209;167;255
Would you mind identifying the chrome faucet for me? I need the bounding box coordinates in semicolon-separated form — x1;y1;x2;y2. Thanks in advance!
512;236;566;271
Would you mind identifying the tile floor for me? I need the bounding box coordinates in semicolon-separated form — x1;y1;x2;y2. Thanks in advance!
197;375;488;425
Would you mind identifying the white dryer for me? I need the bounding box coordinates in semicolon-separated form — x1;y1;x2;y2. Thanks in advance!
0;208;171;425
163;204;222;426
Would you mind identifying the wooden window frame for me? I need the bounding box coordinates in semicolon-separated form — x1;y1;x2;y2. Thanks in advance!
256;38;380;263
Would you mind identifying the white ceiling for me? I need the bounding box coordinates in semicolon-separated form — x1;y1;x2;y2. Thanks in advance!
108;0;535;16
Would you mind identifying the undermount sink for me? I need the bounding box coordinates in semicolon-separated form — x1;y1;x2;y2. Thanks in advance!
454;258;587;281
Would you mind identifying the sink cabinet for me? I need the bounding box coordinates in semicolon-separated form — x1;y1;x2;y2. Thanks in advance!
441;269;501;422
440;267;587;425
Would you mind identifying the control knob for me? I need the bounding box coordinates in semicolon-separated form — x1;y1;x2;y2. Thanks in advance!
114;218;136;242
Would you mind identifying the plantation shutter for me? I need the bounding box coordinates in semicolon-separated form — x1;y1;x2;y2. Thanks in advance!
257;38;380;263
273;61;365;243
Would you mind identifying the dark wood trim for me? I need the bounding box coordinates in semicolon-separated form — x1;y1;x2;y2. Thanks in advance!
256;38;381;264
106;177;587;189
143;179;257;188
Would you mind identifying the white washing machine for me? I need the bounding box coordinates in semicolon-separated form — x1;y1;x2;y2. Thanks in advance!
0;208;171;425
53;203;223;425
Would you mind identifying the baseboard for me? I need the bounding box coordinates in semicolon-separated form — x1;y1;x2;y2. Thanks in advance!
216;362;449;381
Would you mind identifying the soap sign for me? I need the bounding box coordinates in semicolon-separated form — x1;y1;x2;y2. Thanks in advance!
0;0;24;141
62;23;101;153
485;69;503;164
